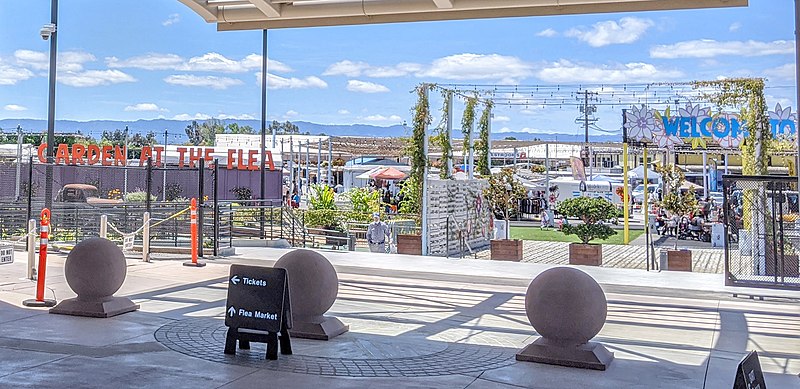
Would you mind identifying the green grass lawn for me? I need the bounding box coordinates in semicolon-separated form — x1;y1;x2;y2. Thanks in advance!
510;226;645;245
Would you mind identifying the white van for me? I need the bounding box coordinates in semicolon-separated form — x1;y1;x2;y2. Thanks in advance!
549;177;623;205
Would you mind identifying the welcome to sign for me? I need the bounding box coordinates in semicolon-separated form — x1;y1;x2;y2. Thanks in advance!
624;103;797;149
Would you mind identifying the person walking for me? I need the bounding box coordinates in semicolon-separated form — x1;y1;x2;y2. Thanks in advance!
366;212;390;253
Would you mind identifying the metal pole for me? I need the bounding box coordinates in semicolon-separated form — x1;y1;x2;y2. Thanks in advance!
702;151;708;198
305;140;310;191
27;218;35;280
100;214;107;238
43;0;59;213
643;146;649;270
327;138;333;186
795;0;800;192
261;29;268;200
197;158;205;257
289;136;294;189
468;130;474;180
145;157;152;214
622;110;630;245
213;158;219;255
513;147;517;168
162;129;168;201
446;90;454;177
27;156;33;223
421;87;430;256
15;125;22;201
123;126;129;196
317;138;322;185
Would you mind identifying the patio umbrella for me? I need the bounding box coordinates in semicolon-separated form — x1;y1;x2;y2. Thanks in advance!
371;167;407;180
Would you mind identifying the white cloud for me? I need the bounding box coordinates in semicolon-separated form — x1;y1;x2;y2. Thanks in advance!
218;113;256;120
124;103;167;112
256;72;328;89
15;49;96;72
565;17;653;47
59;70;136;87
493;115;511;122
162;13;180;26
346;80;390;93
285;110;299;118
650;40;794;59
362;114;402;122
765;63;795;81
107;53;291;73
420;53;533;83
107;53;184;70
338;109;350;115
323;60;369;77
3;104;27;111
537;60;682;83
164;74;243;89
0;60;34;85
172;113;211;121
536;28;558;38
729;22;742;32
323;60;421;78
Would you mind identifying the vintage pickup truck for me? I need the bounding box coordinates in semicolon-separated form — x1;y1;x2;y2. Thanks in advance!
54;184;123;205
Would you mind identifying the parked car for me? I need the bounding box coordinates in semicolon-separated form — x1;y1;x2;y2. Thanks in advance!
55;184;122;205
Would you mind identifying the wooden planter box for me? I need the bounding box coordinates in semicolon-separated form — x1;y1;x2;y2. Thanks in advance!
662;250;692;272
396;234;422;255
491;239;523;261
568;243;602;266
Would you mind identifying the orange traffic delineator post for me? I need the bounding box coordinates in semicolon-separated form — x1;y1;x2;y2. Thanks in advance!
183;198;206;267
23;208;57;307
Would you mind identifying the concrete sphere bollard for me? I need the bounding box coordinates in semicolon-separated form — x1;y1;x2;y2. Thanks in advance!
525;267;607;345
65;237;127;301
274;249;348;340
275;249;338;320
49;237;139;318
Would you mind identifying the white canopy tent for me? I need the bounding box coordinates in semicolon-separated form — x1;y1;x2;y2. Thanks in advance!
626;165;661;182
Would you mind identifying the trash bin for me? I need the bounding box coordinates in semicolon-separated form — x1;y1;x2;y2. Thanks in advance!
347;234;356;251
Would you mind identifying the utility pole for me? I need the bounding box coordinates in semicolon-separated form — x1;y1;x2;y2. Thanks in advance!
577;90;598;176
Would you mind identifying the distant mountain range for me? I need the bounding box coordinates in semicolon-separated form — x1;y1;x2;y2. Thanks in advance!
0;118;620;143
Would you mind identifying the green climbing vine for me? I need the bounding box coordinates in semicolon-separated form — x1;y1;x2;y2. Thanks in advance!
461;96;477;169
693;78;770;175
433;90;453;179
406;83;433;215
475;101;493;176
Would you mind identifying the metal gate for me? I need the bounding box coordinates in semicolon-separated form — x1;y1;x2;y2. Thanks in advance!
723;175;800;290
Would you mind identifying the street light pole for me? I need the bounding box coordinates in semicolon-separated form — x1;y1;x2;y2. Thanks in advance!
795;0;800;193
43;0;59;212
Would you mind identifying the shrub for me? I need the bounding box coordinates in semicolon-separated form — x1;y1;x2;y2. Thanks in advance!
165;183;183;201
556;197;618;244
308;184;335;210
347;187;381;214
483;167;526;222
230;186;253;201
125;191;156;202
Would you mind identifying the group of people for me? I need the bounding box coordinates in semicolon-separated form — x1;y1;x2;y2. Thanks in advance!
369;180;405;215
654;197;721;240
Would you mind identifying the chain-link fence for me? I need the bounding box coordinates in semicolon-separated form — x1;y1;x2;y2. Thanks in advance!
723;175;800;289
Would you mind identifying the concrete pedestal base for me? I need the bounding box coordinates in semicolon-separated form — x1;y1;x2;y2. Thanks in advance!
183;261;206;267
49;296;139;318
22;299;57;308
289;315;349;340
516;337;614;371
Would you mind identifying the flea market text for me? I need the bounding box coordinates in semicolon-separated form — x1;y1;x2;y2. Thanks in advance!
36;144;276;171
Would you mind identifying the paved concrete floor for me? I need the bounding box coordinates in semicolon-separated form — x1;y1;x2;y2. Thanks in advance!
0;248;798;388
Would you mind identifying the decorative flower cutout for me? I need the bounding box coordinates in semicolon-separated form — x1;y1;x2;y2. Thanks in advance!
624;105;655;142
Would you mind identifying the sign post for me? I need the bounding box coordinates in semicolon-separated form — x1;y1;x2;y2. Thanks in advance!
23;209;56;307
224;264;292;360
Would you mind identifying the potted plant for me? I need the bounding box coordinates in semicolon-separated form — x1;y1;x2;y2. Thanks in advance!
484;167;527;261
656;164;697;271
556;197;617;266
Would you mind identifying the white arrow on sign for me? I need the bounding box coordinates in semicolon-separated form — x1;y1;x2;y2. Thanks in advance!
231;275;240;285
228;306;236;317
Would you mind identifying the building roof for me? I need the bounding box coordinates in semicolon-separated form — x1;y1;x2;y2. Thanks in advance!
178;0;746;31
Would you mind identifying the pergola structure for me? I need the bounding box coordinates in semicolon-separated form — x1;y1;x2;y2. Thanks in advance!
179;0;747;30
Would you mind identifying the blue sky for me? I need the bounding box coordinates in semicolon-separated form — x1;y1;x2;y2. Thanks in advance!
0;0;797;137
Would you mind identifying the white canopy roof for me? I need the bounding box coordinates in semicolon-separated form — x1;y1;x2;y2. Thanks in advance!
178;0;746;31
626;165;661;180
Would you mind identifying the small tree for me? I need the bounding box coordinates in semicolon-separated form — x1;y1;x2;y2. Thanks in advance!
657;164;697;248
556;197;617;244
483;168;526;239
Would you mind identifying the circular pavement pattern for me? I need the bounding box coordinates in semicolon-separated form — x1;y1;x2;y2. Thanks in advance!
155;318;515;377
